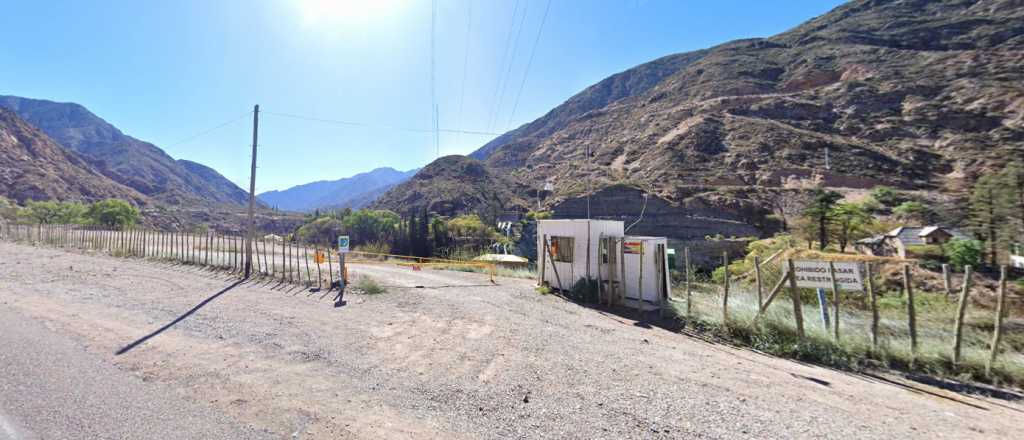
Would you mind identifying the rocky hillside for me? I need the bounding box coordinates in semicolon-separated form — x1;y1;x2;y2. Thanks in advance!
370;156;527;218
258;167;417;212
0;108;146;204
0;95;253;207
475;0;1022;200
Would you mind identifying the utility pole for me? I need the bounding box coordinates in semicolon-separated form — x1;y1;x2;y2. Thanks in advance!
245;104;259;278
586;145;592;219
824;147;831;170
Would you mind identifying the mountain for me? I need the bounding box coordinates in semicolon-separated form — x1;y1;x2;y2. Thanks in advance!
0;108;146;204
0;95;253;207
370;156;526;217
472;0;1023;197
258;167;416;212
379;0;1023;263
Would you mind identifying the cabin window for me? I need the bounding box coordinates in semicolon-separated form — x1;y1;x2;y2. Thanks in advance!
550;236;574;263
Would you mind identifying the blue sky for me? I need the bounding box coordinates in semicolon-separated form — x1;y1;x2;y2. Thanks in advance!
0;0;844;193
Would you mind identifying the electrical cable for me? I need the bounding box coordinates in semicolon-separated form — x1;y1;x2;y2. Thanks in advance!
507;0;552;130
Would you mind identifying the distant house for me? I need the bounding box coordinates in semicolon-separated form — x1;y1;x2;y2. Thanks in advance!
1011;243;1024;269
856;226;969;258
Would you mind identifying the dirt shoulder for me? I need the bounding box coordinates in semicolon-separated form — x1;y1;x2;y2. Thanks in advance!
0;241;1021;439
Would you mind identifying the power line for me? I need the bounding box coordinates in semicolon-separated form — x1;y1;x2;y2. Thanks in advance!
507;0;552;130
490;0;531;131
455;0;473;136
486;0;521;133
261;110;502;136
431;0;438;158
167;111;253;147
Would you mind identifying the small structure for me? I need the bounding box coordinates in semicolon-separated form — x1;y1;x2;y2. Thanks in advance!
855;225;968;258
1011;243;1024;269
475;253;529;269
537;219;670;312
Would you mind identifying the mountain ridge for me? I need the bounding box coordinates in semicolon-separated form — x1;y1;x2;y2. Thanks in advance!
258;167;417;212
0;95;253;208
379;0;1024;250
0;108;147;204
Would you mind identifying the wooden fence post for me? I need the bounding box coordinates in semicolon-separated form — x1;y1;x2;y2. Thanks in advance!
866;263;879;350
754;255;763;308
986;266;1008;378
722;252;730;323
684;247;692;316
952;265;973;366
829;261;841;341
327;247;334;287
942;263;952;300
903;264;917;366
787;259;805;338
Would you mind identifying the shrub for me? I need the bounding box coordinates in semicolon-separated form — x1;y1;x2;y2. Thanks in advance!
354;275;386;294
568;277;599;303
944;239;983;269
893;201;934;224
870;186;900;207
905;244;943;259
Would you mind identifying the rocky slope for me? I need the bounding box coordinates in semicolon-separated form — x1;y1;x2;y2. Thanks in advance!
476;0;1023;198
370;156;527;218
376;0;1024;263
0;95;252;207
0;108;146;204
258;167;416;212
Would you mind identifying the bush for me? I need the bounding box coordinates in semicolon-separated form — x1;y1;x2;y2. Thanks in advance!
568;277;599;303
296;217;344;246
18;200;89;224
870;186;900;207
354;275;386;294
905;244;943;259
944;239;983;269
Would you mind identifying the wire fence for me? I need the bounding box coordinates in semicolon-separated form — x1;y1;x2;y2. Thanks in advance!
670;247;1022;382
0;222;347;290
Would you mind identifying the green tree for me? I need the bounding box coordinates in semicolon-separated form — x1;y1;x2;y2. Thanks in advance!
85;199;138;228
1003;161;1024;247
831;202;872;252
342;209;400;245
18;200;88;224
944;239;984;269
802;189;843;251
892;201;934;224
969;174;1008;266
870;186;900;207
296;217;344;246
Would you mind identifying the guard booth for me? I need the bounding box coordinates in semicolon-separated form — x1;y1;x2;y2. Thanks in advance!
537;220;670;312
537;219;623;290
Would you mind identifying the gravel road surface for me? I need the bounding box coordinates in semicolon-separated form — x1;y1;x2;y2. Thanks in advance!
0;241;1021;439
0;307;273;440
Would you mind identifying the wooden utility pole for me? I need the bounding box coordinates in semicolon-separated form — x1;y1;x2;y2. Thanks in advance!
245;104;259;278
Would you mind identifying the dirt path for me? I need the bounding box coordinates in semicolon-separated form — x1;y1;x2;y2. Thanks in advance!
0;241;1021;439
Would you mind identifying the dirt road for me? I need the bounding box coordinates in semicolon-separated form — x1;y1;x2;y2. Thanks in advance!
1;241;1021;439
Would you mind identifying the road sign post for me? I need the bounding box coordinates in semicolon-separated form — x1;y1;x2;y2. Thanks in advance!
337;235;350;288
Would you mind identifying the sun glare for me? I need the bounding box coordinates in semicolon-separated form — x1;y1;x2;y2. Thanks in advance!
297;0;399;26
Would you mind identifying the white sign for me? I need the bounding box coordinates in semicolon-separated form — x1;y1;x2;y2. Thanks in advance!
789;260;863;291
337;235;350;253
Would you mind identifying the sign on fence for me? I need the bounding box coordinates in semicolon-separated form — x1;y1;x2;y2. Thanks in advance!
338;235;350;253
314;250;325;264
788;260;863;291
623;241;643;254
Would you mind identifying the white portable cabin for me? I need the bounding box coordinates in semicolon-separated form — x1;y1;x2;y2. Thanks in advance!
537;219;623;290
612;236;671;311
537;220;671;312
